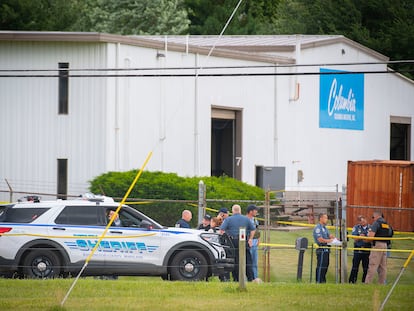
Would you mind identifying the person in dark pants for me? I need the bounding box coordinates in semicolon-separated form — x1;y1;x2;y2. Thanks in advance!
220;204;256;282
313;213;335;283
349;215;371;283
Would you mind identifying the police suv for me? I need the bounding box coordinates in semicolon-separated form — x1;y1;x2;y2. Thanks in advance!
0;195;234;280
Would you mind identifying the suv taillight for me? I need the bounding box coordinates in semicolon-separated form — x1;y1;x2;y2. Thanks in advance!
0;227;12;235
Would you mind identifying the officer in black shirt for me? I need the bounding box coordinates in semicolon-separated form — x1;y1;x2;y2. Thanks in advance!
349;215;371;283
365;211;393;284
197;214;211;231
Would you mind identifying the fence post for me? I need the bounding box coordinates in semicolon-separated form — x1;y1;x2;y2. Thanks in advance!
239;227;247;290
198;180;205;225
263;189;271;282
341;184;348;283
335;184;339;283
310;243;314;283
295;237;308;281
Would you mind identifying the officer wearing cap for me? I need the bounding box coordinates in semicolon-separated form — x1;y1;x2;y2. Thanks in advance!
349;215;371;283
197;214;211;231
313;213;335;283
218;207;229;220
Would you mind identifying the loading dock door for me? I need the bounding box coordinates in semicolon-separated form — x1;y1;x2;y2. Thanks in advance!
211;108;242;180
390;116;411;160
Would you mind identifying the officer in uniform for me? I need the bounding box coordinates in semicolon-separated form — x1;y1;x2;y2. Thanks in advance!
175;209;192;228
365;211;393;284
220;204;256;282
246;204;260;281
349;215;371;283
313;213;335;283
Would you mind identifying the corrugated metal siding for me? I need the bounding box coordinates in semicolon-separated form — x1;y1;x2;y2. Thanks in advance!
139;35;344;48
347;160;414;232
0;41;109;198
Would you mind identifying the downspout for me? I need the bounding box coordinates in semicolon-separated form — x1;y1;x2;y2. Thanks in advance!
159;39;167;171
114;42;120;170
289;35;301;102
273;64;279;164
194;53;200;176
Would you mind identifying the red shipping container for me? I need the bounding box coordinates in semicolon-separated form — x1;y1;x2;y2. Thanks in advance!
347;160;414;232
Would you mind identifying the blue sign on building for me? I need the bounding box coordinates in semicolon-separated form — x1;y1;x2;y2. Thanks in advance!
319;68;364;130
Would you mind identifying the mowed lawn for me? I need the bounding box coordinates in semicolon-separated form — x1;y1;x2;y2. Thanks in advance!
0;229;413;311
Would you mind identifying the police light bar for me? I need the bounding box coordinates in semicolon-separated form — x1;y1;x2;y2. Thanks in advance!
79;193;114;203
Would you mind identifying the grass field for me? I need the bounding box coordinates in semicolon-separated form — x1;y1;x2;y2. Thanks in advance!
0;229;413;311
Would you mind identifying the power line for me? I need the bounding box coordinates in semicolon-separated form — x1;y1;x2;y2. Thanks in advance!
0;59;413;73
0;69;412;78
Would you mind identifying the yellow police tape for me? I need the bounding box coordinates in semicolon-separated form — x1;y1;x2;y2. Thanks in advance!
203;211;414;235
2;232;412;253
347;235;414;241
258;233;413;253
124;201;152;205
1;232;156;239
273;220;414;235
259;243;413;253
191;207;414;235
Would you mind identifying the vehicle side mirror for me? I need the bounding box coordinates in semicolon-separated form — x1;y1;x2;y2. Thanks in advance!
140;220;153;230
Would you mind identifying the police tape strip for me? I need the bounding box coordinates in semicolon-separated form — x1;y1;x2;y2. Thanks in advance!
61;151;153;307
272;220;414;235
124;201;152;205
259;243;296;248
259;242;413;253
205;207;232;215
1;232;157;239
2;233;412;253
201;209;414;235
347;235;414;241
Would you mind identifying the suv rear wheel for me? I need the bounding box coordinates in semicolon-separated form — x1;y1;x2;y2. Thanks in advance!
22;250;61;278
169;250;208;281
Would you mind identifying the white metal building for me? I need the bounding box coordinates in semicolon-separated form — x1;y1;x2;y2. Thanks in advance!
0;31;413;201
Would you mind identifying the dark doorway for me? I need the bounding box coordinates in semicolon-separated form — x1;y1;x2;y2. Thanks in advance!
390;122;411;160
211;108;242;180
211;119;234;177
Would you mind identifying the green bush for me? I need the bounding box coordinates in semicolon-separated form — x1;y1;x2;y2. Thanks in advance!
89;171;265;226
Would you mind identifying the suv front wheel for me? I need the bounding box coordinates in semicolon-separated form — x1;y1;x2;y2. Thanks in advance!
22;249;61;278
169;250;208;281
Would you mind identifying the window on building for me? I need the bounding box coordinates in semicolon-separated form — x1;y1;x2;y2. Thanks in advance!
390;116;411;160
58;62;69;114
57;159;68;200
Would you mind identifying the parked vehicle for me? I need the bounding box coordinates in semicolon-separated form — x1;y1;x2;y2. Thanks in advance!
0;194;234;280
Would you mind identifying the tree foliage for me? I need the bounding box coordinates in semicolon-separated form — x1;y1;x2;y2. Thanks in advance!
272;0;414;76
185;0;414;76
0;0;190;35
0;0;84;31
77;0;190;35
185;0;281;34
2;0;413;68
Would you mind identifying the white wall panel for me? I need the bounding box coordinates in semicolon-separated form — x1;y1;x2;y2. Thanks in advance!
1;35;413;202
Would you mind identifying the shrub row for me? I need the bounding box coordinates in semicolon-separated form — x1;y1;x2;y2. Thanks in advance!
89;170;265;226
